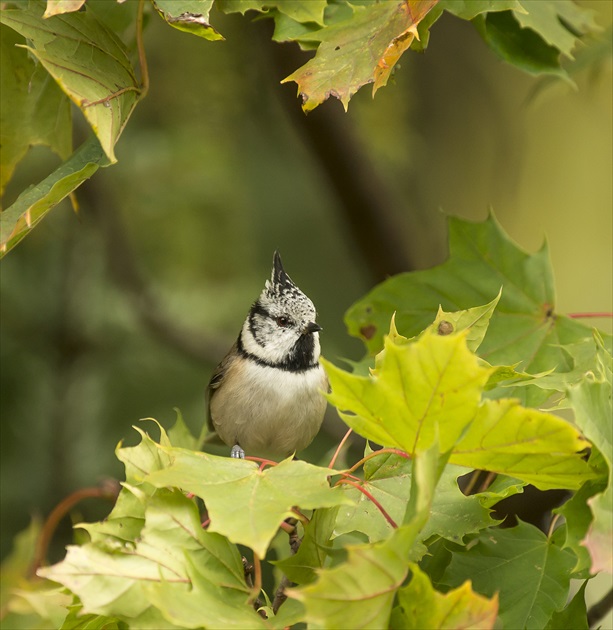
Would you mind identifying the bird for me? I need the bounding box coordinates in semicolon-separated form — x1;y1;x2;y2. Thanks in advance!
207;251;328;460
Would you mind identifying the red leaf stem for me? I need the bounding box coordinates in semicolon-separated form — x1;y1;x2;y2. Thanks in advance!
329;428;353;468
568;312;613;319
336;478;398;529
346;448;411;475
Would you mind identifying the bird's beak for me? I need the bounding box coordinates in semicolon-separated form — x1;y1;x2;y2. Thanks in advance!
303;321;322;335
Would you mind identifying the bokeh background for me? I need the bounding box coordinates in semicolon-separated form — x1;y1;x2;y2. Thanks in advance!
1;0;611;610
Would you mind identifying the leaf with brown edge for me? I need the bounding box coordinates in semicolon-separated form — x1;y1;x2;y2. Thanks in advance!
282;0;439;112
373;1;438;95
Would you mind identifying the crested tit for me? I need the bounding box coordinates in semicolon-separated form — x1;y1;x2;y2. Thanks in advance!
207;252;328;460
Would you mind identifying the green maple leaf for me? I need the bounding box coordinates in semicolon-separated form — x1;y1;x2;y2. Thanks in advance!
288;526;413;629
40;490;263;629
334;448;523;546
440;0;526;21
289;446;442;629
0;24;71;196
144;446;349;558
545;581;588;630
512;0;599;60
324;328;592;490
441;520;576;629
567;338;613;573
0;136;109;258
1;1;141;163
391;563;498;629
323;331;492;456
345;213;609;406
449;397;592;490
273;506;340;585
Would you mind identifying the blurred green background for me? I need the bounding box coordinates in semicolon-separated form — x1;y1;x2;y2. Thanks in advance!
1;0;611;591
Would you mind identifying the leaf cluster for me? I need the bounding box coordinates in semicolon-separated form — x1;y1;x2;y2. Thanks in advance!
0;0;604;256
2;215;611;629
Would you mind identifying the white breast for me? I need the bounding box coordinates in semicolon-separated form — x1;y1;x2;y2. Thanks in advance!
210;359;328;459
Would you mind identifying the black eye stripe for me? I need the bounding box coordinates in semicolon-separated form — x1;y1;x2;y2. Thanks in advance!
248;303;270;347
250;302;271;320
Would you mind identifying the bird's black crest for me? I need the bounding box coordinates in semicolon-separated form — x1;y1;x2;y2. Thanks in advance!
271;251;299;295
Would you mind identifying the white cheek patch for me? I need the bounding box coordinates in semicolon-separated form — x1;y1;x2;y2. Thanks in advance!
241;319;301;364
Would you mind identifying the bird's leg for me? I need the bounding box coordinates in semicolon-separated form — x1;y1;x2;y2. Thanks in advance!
231;444;245;459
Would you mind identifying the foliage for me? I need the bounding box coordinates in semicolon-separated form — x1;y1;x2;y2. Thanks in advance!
2;216;610;629
0;0;603;256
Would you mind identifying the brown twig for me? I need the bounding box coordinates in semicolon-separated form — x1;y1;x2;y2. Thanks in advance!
136;0;149;98
272;518;302;614
272;575;293;615
32;479;120;575
476;471;497;494
462;470;482;496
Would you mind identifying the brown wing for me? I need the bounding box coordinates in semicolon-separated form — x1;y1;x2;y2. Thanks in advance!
206;343;238;433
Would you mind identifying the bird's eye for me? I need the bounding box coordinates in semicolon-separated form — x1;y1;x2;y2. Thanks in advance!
275;316;290;328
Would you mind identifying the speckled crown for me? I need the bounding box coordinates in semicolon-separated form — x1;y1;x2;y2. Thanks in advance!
260;251;316;318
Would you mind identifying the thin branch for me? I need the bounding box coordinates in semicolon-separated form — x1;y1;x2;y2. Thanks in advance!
279;520;295;534
476;470;497;494
462;470;482;496
273;515;302;615
136;0;149;98
33;479;120;575
272;575;293;615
